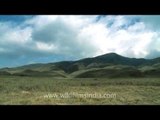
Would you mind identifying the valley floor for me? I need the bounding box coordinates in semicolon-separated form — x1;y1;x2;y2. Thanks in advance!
0;76;160;105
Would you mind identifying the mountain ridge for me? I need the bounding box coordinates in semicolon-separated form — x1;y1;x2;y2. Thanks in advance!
1;52;160;78
1;52;159;69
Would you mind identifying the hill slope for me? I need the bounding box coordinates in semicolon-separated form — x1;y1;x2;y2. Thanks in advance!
0;53;160;78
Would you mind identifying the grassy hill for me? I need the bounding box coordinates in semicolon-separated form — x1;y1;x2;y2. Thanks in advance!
73;66;143;78
0;71;11;76
12;69;67;78
0;52;160;78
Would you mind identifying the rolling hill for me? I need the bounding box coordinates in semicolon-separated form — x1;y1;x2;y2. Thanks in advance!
0;53;160;78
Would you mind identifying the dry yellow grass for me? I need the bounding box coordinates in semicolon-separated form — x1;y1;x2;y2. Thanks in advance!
0;76;160;105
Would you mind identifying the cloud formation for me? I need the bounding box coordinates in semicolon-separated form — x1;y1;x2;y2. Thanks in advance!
0;15;160;68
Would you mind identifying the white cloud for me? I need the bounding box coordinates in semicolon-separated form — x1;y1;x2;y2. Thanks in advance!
36;42;57;52
1;15;160;67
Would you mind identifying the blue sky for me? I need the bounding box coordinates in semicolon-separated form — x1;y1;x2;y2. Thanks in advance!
0;15;160;68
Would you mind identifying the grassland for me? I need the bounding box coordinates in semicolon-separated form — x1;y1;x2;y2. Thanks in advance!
0;75;160;105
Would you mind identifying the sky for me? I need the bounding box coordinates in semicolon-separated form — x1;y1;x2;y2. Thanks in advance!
0;15;160;68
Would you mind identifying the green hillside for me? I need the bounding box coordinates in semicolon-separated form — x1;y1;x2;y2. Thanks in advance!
0;53;160;78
